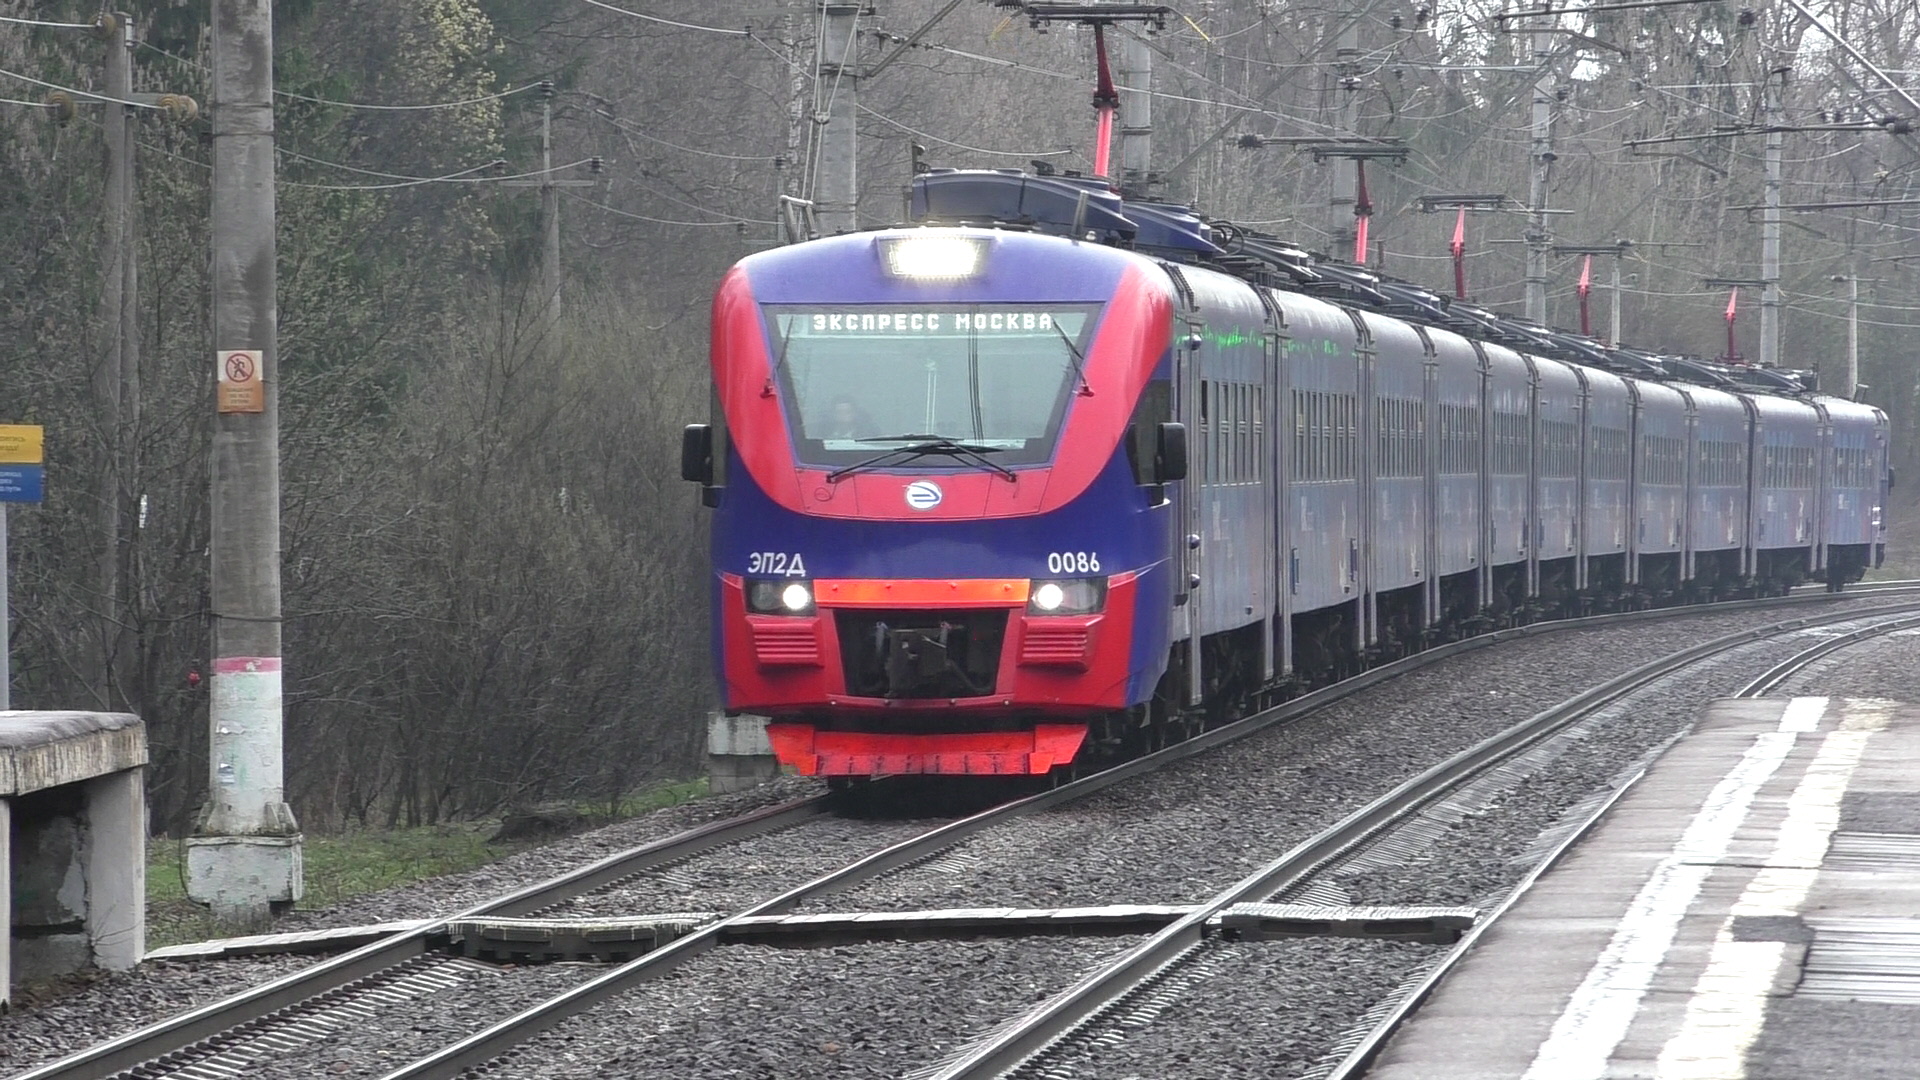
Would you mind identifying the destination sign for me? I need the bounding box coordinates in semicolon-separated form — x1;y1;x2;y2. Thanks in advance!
803;310;1064;335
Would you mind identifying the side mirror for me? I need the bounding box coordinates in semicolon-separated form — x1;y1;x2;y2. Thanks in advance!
681;424;713;485
1155;421;1188;483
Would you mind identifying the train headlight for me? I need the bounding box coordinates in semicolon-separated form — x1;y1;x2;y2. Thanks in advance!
1027;578;1106;615
747;580;815;615
880;235;987;280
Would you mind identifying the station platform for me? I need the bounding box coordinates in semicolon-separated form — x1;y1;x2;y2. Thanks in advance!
1369;696;1920;1080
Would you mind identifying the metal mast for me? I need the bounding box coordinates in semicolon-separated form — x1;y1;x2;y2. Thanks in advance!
1760;66;1785;368
1525;4;1557;323
815;3;864;235
1116;26;1153;196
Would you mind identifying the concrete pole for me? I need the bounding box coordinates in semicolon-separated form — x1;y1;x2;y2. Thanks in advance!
1525;9;1556;325
94;13;134;710
1845;272;1859;398
539;83;561;332
816;3;861;236
1760;67;1785;369
1117;30;1153;198
188;0;302;924
1609;251;1623;346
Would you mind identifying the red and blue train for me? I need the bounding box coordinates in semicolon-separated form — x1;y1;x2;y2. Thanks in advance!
682;169;1890;779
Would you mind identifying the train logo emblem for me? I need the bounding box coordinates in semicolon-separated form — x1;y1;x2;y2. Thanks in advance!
905;481;943;510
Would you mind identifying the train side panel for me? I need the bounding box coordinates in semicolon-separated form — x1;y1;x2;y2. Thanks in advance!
1633;381;1688;592
1748;393;1820;579
1482;343;1531;571
1428;328;1485;596
1280;295;1367;629
1577;367;1632;591
1682;386;1750;585
1530;356;1583;580
1185;271;1276;641
1818;396;1888;584
1362;313;1431;598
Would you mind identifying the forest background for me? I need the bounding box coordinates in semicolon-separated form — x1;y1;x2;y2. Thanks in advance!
3;0;1918;837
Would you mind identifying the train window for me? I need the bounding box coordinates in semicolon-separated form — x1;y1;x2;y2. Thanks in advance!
764;302;1101;468
1127;380;1172;485
1253;386;1265;483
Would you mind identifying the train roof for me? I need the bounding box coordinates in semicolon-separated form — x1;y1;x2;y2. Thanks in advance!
904;168;1822;400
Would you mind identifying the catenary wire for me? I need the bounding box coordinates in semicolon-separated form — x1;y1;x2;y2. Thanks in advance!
577;0;750;36
0;64;159;108
566;190;775;226
0;14;94;28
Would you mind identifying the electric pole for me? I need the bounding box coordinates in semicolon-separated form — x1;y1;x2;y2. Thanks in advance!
541;83;559;330
815;4;864;235
501;83;595;332
1525;4;1557;324
1760;66;1786;369
1833;271;1860;398
1116;27;1153;197
188;0;302;924
94;12;135;709
1332;15;1361;256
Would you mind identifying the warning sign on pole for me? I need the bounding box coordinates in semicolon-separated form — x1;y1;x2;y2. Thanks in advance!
218;349;264;414
0;425;42;465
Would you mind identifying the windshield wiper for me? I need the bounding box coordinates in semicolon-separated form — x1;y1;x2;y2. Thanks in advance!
1052;320;1094;396
829;436;1016;483
763;316;797;397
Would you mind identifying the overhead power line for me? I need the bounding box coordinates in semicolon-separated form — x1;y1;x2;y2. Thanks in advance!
577;0;750;36
0;63;160;109
0;14;95;29
277;82;541;112
567;190;775;227
280;156;601;192
137;42;548;113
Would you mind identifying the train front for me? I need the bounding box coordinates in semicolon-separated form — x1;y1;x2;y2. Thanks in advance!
682;229;1183;776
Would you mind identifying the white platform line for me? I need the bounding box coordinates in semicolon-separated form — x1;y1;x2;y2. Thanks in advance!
1519;697;1830;1080
1651;700;1889;1079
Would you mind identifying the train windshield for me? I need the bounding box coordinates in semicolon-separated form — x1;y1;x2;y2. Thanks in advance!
764;303;1102;468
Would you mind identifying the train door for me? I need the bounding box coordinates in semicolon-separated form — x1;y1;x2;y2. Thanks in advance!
1813;402;1833;574
1417;327;1441;628
1160;263;1204;707
1572;369;1592;592
1260;287;1292;679
1682;396;1698;582
1472;341;1494;609
1624;381;1641;586
1522;357;1542;600
1347;309;1377;650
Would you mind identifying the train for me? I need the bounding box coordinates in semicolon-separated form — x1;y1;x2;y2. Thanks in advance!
680;168;1891;780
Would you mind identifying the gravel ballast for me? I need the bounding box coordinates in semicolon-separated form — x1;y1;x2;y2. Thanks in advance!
487;936;1137;1079
816;607;1889;917
1014;938;1442;1080
0;956;320;1074
17;597;1918;1076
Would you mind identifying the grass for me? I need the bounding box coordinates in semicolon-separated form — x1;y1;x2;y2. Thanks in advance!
145;777;711;949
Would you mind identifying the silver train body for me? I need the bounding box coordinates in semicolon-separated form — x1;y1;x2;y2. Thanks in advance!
1158;260;1890;702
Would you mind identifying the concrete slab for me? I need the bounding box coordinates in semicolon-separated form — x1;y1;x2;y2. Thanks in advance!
0;712;144;796
1369;698;1920;1080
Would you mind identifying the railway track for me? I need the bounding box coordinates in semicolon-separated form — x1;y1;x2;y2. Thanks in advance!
18;587;1920;1080
916;603;1920;1080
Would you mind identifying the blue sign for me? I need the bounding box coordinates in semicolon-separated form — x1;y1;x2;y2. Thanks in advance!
0;466;43;503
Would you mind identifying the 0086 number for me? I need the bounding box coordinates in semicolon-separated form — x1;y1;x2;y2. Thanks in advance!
1046;551;1101;574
